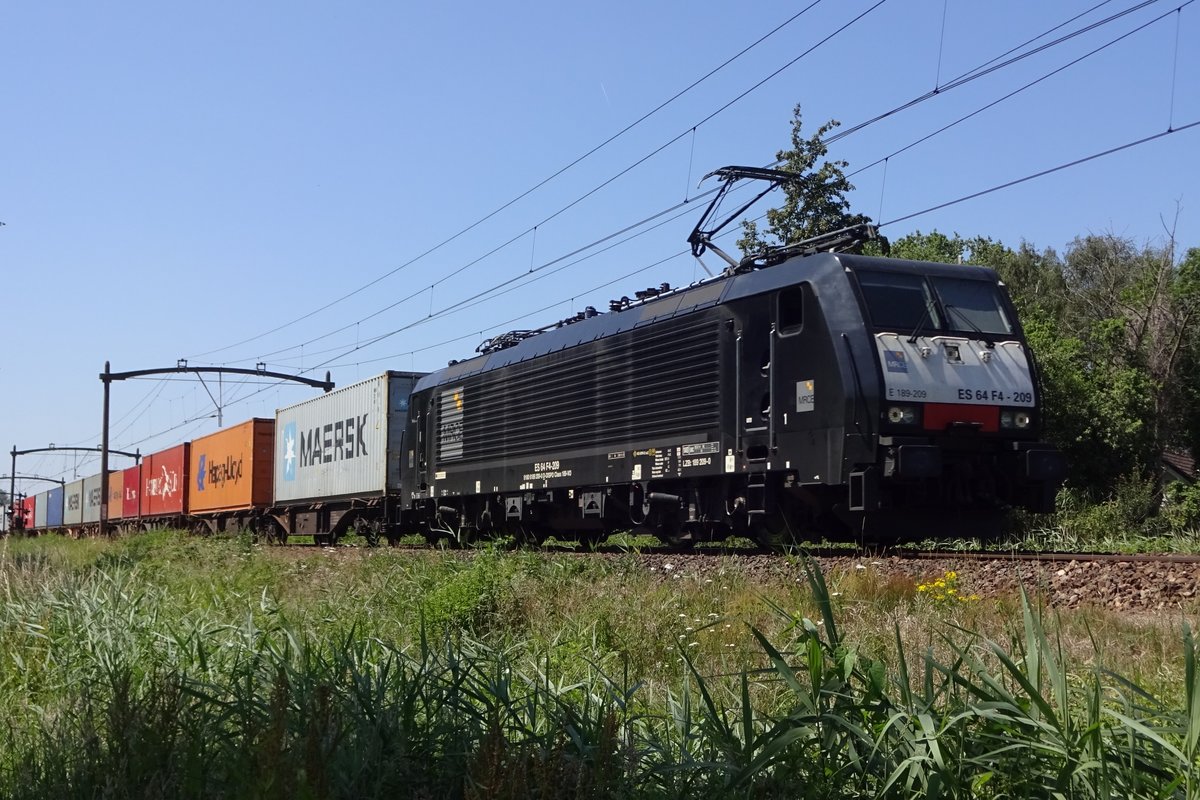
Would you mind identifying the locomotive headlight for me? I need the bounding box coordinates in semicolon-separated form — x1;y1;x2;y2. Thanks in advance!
1000;408;1033;429
886;405;919;425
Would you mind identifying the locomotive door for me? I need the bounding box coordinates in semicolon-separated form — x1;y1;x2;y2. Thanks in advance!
736;312;773;459
413;395;429;489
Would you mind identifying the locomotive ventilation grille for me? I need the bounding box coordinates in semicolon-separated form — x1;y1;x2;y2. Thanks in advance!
437;314;721;463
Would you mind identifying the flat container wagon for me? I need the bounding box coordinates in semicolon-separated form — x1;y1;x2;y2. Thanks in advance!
63;479;84;528
189;419;273;531
122;464;141;520
46;486;64;528
271;371;423;542
33;490;48;529
108;470;125;521
142;443;189;521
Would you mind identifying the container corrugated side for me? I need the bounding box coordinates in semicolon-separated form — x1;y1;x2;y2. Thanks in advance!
21;496;35;529
143;443;188;517
47;486;64;527
82;473;107;524
34;490;48;528
122;465;141;519
273;372;420;504
64;479;84;525
108;470;125;520
189;419;274;514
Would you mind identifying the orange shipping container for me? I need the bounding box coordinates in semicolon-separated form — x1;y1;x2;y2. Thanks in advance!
108;470;125;520
188;419;275;514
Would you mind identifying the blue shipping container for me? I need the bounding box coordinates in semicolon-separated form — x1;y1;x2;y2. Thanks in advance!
46;486;64;527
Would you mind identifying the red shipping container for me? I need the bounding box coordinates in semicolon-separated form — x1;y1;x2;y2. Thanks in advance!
142;443;190;518
122;464;142;519
20;495;35;530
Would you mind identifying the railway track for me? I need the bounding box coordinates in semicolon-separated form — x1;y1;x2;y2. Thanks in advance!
286;536;1200;566
875;549;1200;566
283;539;1200;610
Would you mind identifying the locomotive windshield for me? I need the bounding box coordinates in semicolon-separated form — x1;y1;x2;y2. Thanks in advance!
855;270;1012;335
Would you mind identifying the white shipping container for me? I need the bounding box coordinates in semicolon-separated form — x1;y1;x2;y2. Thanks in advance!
64;478;84;526
34;490;48;528
273;371;422;504
82;473;106;524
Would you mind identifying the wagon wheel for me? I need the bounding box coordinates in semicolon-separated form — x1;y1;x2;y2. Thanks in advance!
355;517;381;548
260;518;288;545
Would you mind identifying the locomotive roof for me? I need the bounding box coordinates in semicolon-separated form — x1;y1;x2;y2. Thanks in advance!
412;252;1003;393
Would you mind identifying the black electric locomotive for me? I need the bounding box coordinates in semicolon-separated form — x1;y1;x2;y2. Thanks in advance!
397;210;1066;545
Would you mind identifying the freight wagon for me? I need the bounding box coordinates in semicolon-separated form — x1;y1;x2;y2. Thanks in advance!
33;489;48;530
19;496;34;533
63;478;84;533
122;464;141;522
107;471;125;522
188;419;273;533
46;485;64;529
269;371;423;544
135;444;189;530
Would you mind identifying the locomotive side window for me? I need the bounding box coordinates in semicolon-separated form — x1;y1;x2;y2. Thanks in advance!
777;285;804;333
856;271;939;331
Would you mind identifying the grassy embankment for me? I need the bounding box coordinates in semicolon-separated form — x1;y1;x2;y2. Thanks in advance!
1;531;1198;798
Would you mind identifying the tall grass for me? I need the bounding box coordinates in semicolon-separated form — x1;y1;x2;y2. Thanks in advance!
1;536;1197;797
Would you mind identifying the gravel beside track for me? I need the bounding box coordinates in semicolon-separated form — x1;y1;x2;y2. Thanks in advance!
275;544;1200;612
626;551;1200;611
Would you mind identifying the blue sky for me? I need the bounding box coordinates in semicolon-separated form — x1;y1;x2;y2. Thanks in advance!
3;0;1198;494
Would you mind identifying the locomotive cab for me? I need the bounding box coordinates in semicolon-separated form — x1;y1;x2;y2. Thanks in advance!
830;255;1065;531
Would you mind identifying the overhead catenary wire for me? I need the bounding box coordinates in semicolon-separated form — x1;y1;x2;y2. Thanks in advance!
131;113;1200;456
46;2;1194;457
244;0;1177;373
197;0;893;370
221;0;1156;374
880;120;1199;227
847;0;1193;179
824;0;1166;146
184;0;830;362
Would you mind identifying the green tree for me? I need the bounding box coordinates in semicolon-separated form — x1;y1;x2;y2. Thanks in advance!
877;229;1163;493
887;230;1068;321
737;105;871;256
1177;247;1200;454
1024;317;1157;491
1058;233;1200;457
